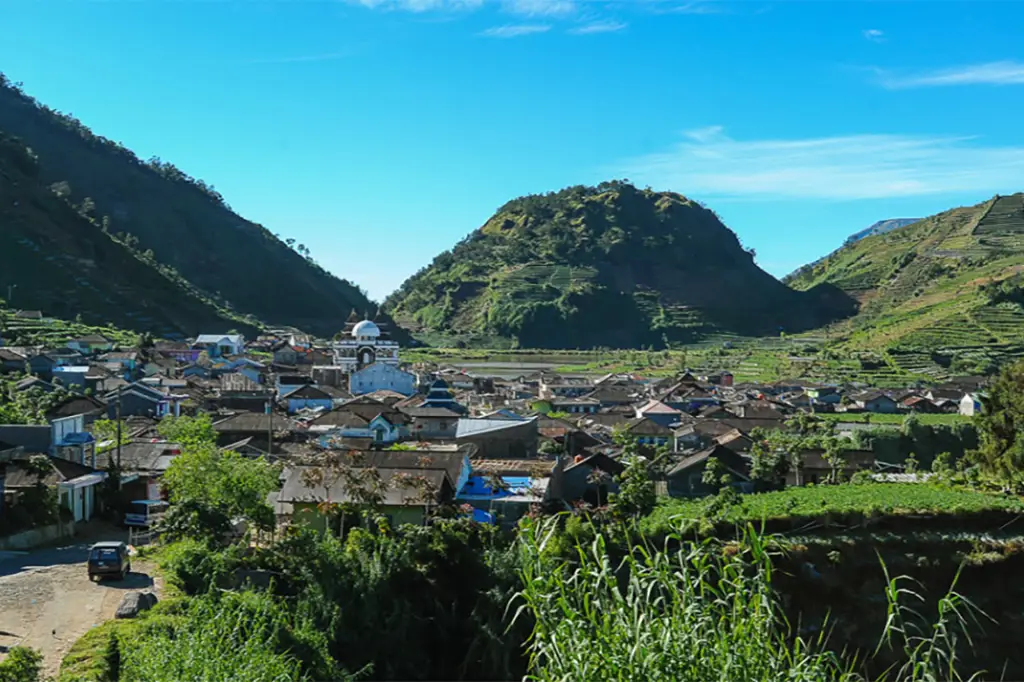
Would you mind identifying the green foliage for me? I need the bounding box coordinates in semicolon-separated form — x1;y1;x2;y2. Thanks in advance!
156;414;217;450
972;359;1024;490
0;646;43;682
609;454;657;518
516;520;855;681
0;76;392;339
641;483;1024;535
787;193;1024;367
516;518;987;682
385;182;850;348
162;444;278;531
91;418;130;453
157;499;234;544
0;131;258;338
120;592;328;682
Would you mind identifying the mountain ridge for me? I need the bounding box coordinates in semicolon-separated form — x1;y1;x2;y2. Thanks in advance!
845;218;921;245
0;131;256;337
385;181;855;348
787;193;1024;374
0;73;402;340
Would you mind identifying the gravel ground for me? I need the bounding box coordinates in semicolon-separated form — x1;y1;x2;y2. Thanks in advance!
0;526;161;678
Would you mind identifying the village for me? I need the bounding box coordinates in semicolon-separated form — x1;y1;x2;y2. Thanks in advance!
0;309;988;542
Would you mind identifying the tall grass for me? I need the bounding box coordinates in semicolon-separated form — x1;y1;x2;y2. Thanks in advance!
515;520;853;682
120;591;337;682
514;518;987;682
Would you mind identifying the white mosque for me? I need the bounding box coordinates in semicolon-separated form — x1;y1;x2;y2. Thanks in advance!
331;313;414;396
331;316;400;371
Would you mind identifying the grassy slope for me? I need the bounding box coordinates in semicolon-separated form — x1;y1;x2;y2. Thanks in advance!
386;182;854;349
788;194;1024;376
641;483;1024;534
0;133;256;338
0;75;399;339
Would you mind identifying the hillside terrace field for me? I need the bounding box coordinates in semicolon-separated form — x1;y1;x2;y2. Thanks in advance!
640;483;1024;537
818;413;971;426
0;309;138;347
402;339;965;387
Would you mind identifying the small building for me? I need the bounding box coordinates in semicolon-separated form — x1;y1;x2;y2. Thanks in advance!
622;418;673;447
959;393;983;417
51;365;90;389
402;406;461;440
420;378;465;414
560;452;624;506
104;382;184;419
635;399;684;427
665;444;751;498
281;385;335;415
0;348;26;374
277;450;465;530
3;455;107;523
550;397;600;414
851;391;899;414
66;334;114;355
805;386;842;406
902;396;942;414
456;416;539;459
349;362;416;397
193;334;246;358
786;448;876;486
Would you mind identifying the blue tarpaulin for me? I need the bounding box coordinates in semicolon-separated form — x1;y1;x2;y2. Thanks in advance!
458;475;532;499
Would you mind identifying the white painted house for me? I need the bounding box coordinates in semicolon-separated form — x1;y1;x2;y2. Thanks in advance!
349;362;416;397
959;393;983;416
192;334;246;358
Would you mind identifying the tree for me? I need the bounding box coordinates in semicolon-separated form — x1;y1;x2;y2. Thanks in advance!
610;455;656;518
701;456;731;494
972;359;1024;490
162;445;279;531
91;418;130;453
0;646;43;682
157;414;217;450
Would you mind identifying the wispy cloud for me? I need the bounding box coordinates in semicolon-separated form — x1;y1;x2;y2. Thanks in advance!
616;126;1024;201
568;19;627;34
661;1;730;15
863;28;885;43
876;61;1024;89
502;0;576;16
479;23;552;37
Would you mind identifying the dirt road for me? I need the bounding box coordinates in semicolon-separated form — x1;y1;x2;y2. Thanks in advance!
0;529;160;678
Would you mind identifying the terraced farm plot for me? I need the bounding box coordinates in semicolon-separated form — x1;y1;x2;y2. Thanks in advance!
490;264;597;302
641;483;1024;535
975;195;1024;235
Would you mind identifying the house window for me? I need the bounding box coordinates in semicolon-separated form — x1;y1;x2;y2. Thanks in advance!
374;428;386;443
439;421;448;431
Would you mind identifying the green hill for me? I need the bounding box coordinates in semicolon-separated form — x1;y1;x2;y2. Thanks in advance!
0;74;395;339
385;182;854;349
786;193;1024;374
0;131;256;338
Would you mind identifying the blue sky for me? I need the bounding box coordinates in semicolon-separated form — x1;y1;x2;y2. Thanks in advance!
3;0;1024;300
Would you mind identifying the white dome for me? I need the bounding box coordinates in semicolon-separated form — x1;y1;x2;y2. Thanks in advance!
352;320;381;338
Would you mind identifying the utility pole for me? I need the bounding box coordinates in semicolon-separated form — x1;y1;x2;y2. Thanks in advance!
116;386;123;473
267;399;273;457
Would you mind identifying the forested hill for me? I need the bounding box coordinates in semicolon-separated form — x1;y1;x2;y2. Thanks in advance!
385;182;855;348
0;74;397;339
785;193;1024;374
0;132;255;337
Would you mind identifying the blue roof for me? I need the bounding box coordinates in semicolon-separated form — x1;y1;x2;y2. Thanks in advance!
459;475;533;499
